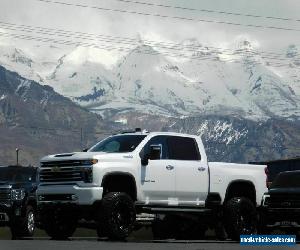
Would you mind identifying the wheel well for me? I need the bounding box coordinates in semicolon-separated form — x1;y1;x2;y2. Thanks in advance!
225;181;256;205
101;173;137;201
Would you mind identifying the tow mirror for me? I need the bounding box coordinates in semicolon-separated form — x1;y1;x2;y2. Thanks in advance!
149;145;161;160
141;154;149;166
140;145;162;166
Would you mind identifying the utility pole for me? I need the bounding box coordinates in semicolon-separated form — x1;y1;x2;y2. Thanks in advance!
16;148;19;166
80;128;83;150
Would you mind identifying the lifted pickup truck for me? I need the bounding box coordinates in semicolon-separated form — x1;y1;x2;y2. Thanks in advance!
0;165;38;239
37;130;267;240
261;170;300;236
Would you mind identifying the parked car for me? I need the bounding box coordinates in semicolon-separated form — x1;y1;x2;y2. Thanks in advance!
261;170;300;236
37;129;267;240
0;165;38;239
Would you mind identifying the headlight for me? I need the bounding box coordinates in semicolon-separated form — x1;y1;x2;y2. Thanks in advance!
262;194;270;206
80;159;98;165
11;189;26;201
81;167;93;183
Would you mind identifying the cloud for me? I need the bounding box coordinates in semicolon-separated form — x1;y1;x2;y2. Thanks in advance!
0;0;299;56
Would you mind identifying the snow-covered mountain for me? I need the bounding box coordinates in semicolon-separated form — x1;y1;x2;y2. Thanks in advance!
163;115;300;163
0;38;299;121
0;65;106;165
0;40;300;163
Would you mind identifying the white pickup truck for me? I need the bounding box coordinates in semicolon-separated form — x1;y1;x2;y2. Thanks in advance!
37;129;267;240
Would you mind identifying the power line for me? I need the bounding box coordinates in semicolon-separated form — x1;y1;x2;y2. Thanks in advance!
0;30;296;68
1;20;298;61
34;0;300;32
0;23;299;68
113;0;300;23
1;30;293;68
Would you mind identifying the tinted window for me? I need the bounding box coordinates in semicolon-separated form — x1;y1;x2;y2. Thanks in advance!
268;159;300;182
140;136;168;160
0;167;36;183
271;171;300;188
89;135;146;153
167;136;200;160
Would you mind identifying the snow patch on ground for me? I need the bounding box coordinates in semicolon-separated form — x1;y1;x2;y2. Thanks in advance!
197;120;248;144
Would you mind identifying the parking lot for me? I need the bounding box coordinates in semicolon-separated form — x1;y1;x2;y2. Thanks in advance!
1;227;299;250
0;238;297;250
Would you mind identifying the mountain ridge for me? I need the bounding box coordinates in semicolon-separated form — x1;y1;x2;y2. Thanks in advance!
0;39;299;121
0;65;106;165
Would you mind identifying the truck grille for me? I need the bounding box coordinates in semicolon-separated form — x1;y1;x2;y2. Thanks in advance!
41;160;85;167
40;161;93;183
0;188;11;202
269;193;300;208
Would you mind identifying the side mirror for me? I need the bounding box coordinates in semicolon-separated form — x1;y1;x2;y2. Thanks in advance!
149;145;161;160
82;148;88;152
141;154;149;166
140;145;162;166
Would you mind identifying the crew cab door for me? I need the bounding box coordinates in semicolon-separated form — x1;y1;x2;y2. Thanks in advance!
167;136;209;206
139;136;175;205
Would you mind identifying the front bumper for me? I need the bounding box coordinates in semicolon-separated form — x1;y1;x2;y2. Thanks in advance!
0;202;25;226
0;211;9;226
261;207;300;228
261;194;300;228
37;184;103;205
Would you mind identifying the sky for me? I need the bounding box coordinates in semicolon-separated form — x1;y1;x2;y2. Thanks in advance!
0;0;300;61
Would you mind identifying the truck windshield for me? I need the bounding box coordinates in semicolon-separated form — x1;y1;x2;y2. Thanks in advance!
89;135;147;153
0;167;36;183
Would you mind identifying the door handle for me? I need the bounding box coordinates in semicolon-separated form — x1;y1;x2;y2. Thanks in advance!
166;165;174;170
198;167;206;171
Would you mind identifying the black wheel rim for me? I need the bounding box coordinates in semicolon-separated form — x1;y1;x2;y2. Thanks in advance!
27;211;35;234
111;200;134;232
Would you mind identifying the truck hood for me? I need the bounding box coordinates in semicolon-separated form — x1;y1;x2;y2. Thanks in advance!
269;188;300;195
41;151;134;162
41;152;106;162
0;183;31;189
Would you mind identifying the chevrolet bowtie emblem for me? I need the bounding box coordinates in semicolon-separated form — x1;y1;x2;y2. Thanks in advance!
281;201;292;207
51;166;61;172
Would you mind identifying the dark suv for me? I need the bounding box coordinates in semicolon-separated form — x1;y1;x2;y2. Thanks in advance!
261;170;300;235
0;165;38;239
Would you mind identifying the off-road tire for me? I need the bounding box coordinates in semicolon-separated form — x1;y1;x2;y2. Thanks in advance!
42;209;77;240
101;192;136;240
10;205;36;239
224;197;257;240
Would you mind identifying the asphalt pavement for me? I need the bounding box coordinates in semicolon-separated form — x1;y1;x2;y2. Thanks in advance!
0;238;298;250
0;227;299;250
